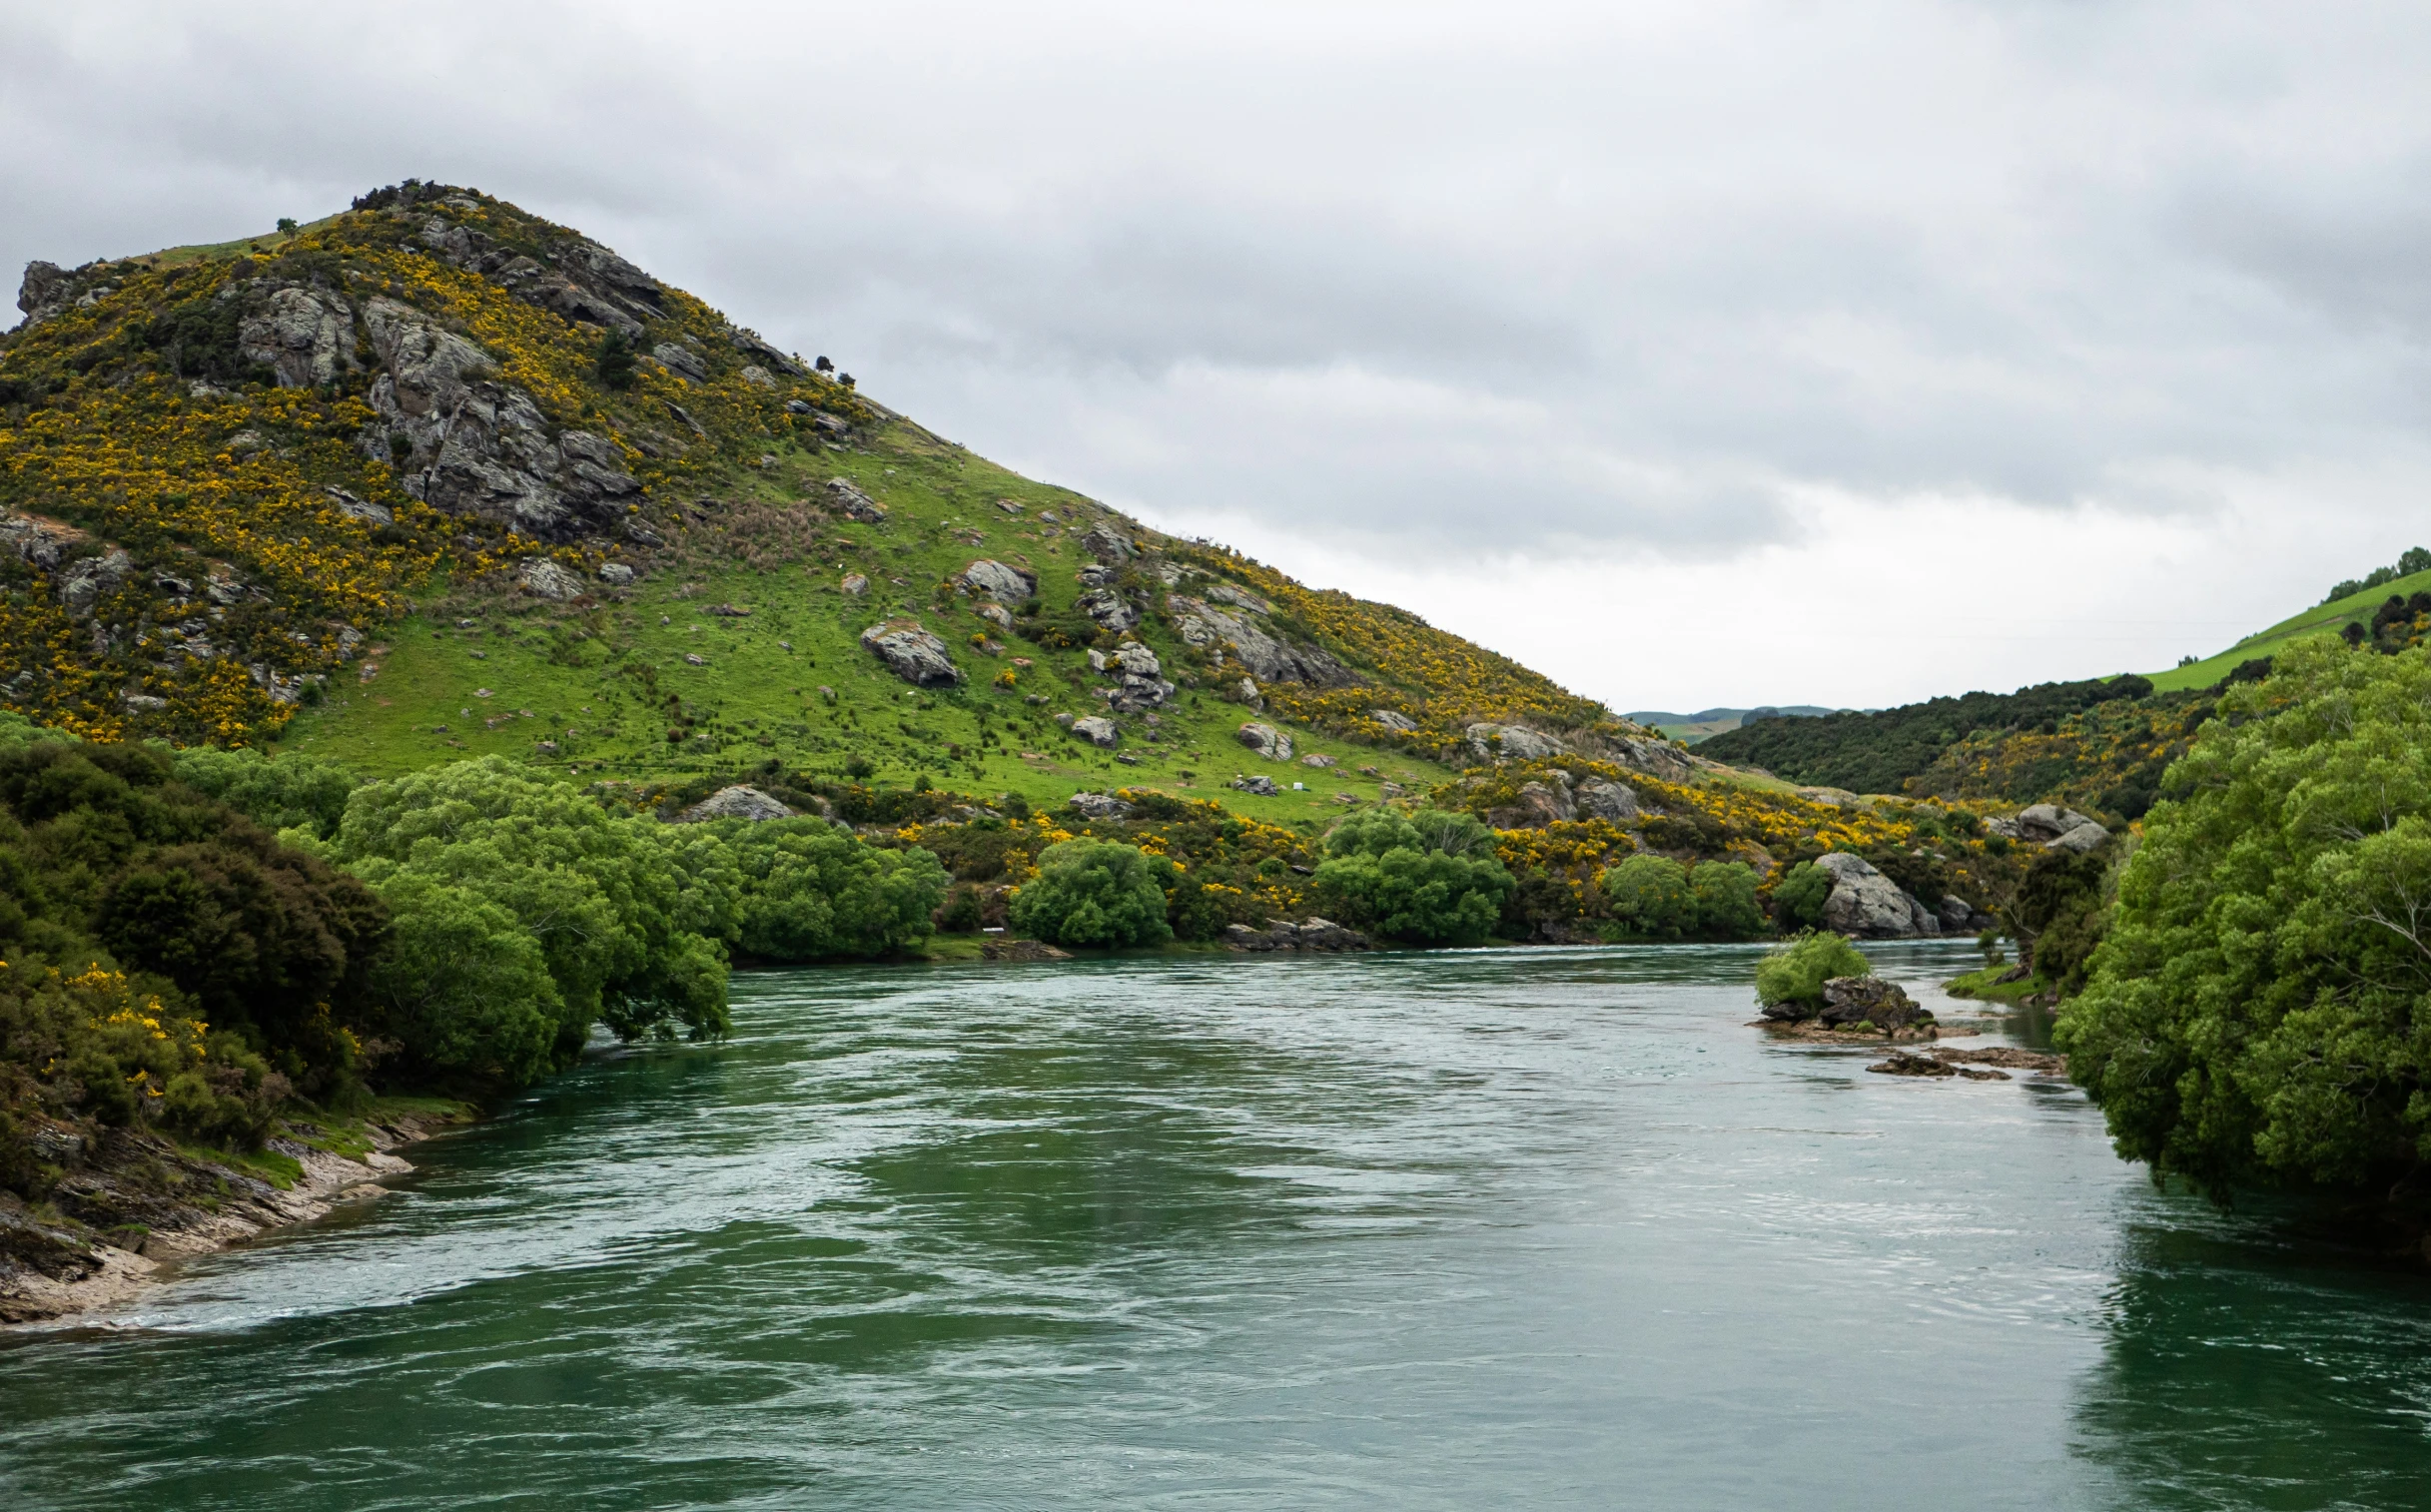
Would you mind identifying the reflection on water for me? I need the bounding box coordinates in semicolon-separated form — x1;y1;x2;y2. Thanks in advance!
0;943;2425;1511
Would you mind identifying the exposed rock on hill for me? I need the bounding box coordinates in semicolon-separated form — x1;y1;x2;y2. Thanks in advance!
1172;596;1352;687
958;559;1037;602
674;785;794;822
1467;723;1567;762
1237;722;1293;761
860;622;960;686
1816;852;1940;938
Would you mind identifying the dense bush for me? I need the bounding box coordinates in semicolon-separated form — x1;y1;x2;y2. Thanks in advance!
2059;638;2431;1197
1009;839;1175;949
1753;932;1872;1012
329;758;732;1065
171;746;359;840
0;739;383;1155
719;820;948;961
1312;810;1514;946
1771;861;1831;930
2009;847;2111;991
1600;857;1766;941
1698;676;2151;795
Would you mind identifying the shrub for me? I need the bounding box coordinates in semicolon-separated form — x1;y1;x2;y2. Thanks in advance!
1601;855;1694;939
597;331;635;390
719;819;949;960
1754;931;1872;1012
1771;860;1831;930
1010;839;1175;949
1689;862;1767;939
1312;809;1514;946
363;873;561;1087
171;746;358;840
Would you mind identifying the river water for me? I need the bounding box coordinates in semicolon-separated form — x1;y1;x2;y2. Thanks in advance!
4;944;2429;1509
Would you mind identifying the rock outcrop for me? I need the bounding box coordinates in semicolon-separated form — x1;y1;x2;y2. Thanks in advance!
1077;587;1141;634
362;297;639;540
1575;778;1640;823
673;785;794;823
518;558;586;601
1465;723;1568;762
1171;596;1354;687
1818;976;1928;1032
1367;708;1417;733
1232;774;1279;796
1485;770;1575;829
1816;852;1940;938
2018;804;2110;853
1068;790;1135;819
958;559;1037;602
827;478;886;522
1237;722;1293;761
1078;523;1135;561
859;622;960;686
1071;715;1120;748
1223;917;1372;952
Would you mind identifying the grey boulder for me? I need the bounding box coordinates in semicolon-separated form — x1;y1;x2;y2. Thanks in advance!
1818;976;1928;1032
860;621;961;685
1465;723;1568;762
518;558;586;601
674;785;793;823
1238;722;1294;761
1232;774;1279;796
1575;779;1640;823
1072;715;1120;748
959;558;1038;602
827;477;887;522
1816;852;1940;939
1068;790;1135;818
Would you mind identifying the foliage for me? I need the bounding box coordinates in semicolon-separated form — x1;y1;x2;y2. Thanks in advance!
1908;694;2213;820
2008;847;2113;992
328;757;731;1068
1772;861;1830;930
1600;855;1766;941
1697;676;2154;797
1008;839;1175;949
170;745;360;839
1754;932;1872;1011
2058;638;2431;1197
1312;809;1514;946
717;818;948;961
2324;545;2431;605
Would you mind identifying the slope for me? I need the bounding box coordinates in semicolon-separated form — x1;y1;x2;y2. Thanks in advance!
0;181;1659;825
2142;567;2431;691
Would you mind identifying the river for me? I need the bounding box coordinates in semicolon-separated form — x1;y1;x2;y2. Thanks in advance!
3;943;2428;1509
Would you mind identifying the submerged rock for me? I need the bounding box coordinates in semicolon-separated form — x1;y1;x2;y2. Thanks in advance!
1223;917;1373;953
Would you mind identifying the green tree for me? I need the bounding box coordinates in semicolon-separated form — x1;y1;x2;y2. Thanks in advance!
2059;637;2431;1196
1754;931;1872;1012
1771;860;1831;931
363;873;562;1087
1312;809;1514;946
1690;861;1767;940
1601;855;1694;939
171;746;358;840
719;818;948;960
330;758;729;1063
1010;839;1175;949
597;331;636;390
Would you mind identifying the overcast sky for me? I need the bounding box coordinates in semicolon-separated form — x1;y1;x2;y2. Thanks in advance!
8;0;2430;712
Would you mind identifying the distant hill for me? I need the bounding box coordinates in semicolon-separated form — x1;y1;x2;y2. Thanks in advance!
2145;564;2431;691
0;181;1658;820
1624;705;1837;744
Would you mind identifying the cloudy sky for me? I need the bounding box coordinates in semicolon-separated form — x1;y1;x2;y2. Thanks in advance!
7;0;2429;712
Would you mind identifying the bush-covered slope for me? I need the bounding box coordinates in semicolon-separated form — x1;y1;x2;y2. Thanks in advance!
1694;675;2154;797
0;181;1656;825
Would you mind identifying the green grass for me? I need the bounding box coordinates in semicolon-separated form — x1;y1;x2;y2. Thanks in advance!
278;419;1460;825
2143;567;2431;692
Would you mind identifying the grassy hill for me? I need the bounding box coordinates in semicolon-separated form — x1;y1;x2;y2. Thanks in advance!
0;181;1653;828
2143;567;2431;691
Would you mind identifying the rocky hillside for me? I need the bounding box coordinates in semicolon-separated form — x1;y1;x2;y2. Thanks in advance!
0;182;1674;821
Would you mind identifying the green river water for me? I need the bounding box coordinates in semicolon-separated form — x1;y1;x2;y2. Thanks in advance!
4;943;2429;1509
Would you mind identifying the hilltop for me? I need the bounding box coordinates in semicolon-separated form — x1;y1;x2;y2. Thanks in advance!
0;182;1678;824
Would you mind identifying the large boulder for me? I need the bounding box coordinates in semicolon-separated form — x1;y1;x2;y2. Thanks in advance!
1485;773;1575;830
2047;820;2110;854
1078;523;1136;561
1603;735;1698;784
1071;715;1120;748
859;621;961;686
1575;778;1640;823
1818;976;1928;1033
827;477;886;522
2017;804;2095;843
518;558;586;601
1078;587;1141;633
1232;774;1279;796
1367;708;1418;733
1068;790;1135;819
240;286;356;388
1237;722;1294;761
958;558;1037;601
673;785;793;823
1816;852;1939;939
1465;723;1568;762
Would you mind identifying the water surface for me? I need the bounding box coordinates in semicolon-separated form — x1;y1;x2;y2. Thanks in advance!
4;944;2428;1509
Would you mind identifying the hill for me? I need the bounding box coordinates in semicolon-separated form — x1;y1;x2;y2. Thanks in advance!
0;182;1664;825
1626;706;1837;744
2143;562;2431;691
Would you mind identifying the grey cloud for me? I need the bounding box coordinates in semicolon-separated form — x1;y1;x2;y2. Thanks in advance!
8;1;2431;567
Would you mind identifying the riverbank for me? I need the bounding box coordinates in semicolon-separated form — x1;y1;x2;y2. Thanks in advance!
0;1102;472;1327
